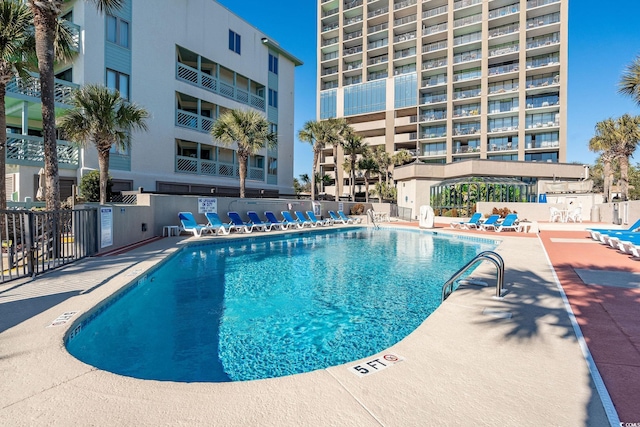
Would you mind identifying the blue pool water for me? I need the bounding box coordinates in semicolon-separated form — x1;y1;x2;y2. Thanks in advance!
66;228;495;382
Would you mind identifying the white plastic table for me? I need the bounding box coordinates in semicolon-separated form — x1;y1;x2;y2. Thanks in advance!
163;225;181;236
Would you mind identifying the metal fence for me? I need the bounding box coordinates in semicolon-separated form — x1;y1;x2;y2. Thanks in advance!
396;206;413;221
1;208;98;283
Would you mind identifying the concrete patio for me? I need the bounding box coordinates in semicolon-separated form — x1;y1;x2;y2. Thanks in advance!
0;223;625;426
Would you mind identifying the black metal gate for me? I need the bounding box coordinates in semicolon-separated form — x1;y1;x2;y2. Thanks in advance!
1;209;98;283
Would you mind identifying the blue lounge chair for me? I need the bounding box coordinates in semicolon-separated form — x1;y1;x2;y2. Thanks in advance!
281;211;305;229
205;212;235;235
294;211;316;227
264;211;289;230
495;213;519;232
247;211;273;232
306;210;332;226
329;210;349;224
479;214;501;231
227;212;255;233
338;210;362;224
450;212;483;229
588;218;640;241
178;212;213;237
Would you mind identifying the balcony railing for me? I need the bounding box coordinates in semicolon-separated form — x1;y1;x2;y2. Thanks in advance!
527;0;560;9
488;62;519;76
344;45;363;56
454;0;481;10
368;54;388;65
6;72;78;105
394;14;417;26
345;15;363;25
368;38;389;49
454;13;481;28
322;22;339;32
454;31;482;46
368;6;389;18
176;110;214;133
489;3;520;19
323;6;339;17
454;87;481;99
344;30;363;41
423;5;447;18
65;21;81;52
423;40;447;53
5;134;79;168
423;22;447;36
345;0;363;10
489;23;519;38
368;22;388;33
394;31;416;43
322;36;339;46
423;56;447;70
393;0;417;10
176;62;265;110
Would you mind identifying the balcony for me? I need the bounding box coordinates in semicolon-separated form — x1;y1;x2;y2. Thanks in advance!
453;13;481;28
393;0;417;10
176;109;214;133
488;3;520;20
454;0;481;10
526;0;560;9
423;22;447;36
6;72;78;106
5;134;79;169
423;5;447;18
176;62;265;110
344;0;363;10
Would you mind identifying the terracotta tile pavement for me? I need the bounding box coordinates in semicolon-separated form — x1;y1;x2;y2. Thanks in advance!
539;230;640;423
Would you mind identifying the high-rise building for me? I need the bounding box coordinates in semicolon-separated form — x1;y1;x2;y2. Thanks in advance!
4;0;301;202
317;0;567;199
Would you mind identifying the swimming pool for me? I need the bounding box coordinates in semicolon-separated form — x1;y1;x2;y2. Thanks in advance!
66;227;496;382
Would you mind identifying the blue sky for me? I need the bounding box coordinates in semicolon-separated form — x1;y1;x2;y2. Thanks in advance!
217;0;640;179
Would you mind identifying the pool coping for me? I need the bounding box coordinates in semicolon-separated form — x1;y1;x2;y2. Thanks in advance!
0;224;612;426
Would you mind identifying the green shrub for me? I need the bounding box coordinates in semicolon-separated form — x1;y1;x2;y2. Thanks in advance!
79;170;112;202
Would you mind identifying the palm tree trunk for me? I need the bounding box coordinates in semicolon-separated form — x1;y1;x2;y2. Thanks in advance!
603;160;612;203
364;177;370;203
311;150;319;201
32;7;61;211
238;153;247;198
350;160;355;200
333;144;339;202
0;83;7;210
619;156;630;201
98;147;110;204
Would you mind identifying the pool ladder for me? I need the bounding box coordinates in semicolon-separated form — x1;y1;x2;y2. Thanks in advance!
366;209;380;230
441;251;505;302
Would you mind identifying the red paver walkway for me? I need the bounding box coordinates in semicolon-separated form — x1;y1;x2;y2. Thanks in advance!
538;230;640;423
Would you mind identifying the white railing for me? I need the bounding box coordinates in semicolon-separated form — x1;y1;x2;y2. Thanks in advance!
5;135;79;168
6;72;78;105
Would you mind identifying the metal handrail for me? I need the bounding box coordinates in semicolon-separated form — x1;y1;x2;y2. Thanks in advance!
366;209;380;230
441;251;504;301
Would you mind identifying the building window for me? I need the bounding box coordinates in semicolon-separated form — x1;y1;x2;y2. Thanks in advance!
229;30;241;54
106;15;129;48
269;54;278;74
268;157;277;175
268;89;278;108
106;69;129;99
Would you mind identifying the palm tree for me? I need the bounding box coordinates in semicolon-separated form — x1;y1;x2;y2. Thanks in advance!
28;0;123;210
0;1;32;210
392;149;414;167
619;56;640;106
298;118;344;201
373;145;391;203
58;84;148;204
589;118;617;203
299;173;311;193
357;150;378;203
613;114;640;201
314;172;331;197
328;118;349;201
342;131;365;200
211;108;276;198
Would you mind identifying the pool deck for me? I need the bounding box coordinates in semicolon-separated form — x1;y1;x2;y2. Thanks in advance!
0;221;637;426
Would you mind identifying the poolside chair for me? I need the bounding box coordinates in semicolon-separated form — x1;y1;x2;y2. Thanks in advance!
478;214;500;231
450;212;482;229
281;211;305;229
338;210;362;224
264;211;290;230
178;212;213;237
566;207;582;223
328;210;349;224
247;211;273;232
495;213;519;232
549;207;562;223
294;211;316;227
227;212;255;233
204;212;233;235
306;210;332;226
587;218;640;241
